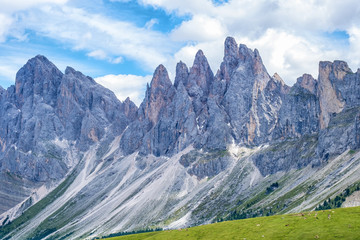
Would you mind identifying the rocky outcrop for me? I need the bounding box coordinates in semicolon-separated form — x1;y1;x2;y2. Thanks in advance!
0;55;136;213
272;74;319;139
120;65;178;156
139;64;175;124
174;61;189;89
219;39;272;145
318;61;347;129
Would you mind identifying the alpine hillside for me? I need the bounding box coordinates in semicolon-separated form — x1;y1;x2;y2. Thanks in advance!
1;37;360;239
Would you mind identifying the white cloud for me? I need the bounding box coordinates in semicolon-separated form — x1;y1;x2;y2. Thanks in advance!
18;5;172;71
348;26;360;70
111;57;123;64
236;29;322;84
0;0;68;13
0;64;19;85
87;49;108;60
0;14;13;42
0;0;69;43
110;0;132;2
145;18;159;29
95;74;152;106
139;0;215;16
171;15;226;42
87;49;123;64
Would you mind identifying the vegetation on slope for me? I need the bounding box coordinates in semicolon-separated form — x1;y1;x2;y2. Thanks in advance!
103;206;360;240
0;170;77;239
316;182;360;210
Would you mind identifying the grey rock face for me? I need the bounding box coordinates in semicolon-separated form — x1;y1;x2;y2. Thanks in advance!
2;38;360;182
174;61;189;89
121;36;360;165
252;134;318;176
120;65;178;156
333;67;360;109
317;61;347;128
0;55;135;213
179;149;230;179
272;74;319;139
317;107;360;161
2;36;360;221
139;64;175;124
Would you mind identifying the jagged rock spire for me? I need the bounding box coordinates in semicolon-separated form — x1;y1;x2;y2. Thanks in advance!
139;64;175;124
122;97;138;121
224;36;239;69
187;50;214;97
174;61;189;89
296;74;317;94
149;64;172;91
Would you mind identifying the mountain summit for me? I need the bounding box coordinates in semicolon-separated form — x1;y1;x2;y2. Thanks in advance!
1;37;360;239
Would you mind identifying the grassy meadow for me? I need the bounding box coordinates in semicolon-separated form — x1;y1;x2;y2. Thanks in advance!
104;206;360;240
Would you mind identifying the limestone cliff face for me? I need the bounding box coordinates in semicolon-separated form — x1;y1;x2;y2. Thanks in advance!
0;56;136;213
333;67;360;108
3;39;360;179
318;61;347;128
139;64;175;125
2;37;360;217
219;37;272;145
273;74;319;139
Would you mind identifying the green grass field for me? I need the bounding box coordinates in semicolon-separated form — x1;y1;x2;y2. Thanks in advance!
105;206;360;240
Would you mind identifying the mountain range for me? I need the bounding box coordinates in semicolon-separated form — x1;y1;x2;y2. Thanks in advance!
1;36;360;239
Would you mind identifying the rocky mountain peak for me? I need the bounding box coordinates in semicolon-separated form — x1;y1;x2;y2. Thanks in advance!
64;66;77;75
267;73;288;93
194;49;204;60
319;60;352;81
296;74;317;94
124;96;132;104
139;64;175;124
15;55;62;89
122;97;138;121
224;36;239;59
333;60;352;80
238;43;252;62
187;50;214;96
14;54;63;107
237;44;269;83
150;64;172;91
32;54;51;64
174;61;189;89
272;73;284;83
218;36;240;81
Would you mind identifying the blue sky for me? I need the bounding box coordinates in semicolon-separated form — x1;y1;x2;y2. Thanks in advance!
0;0;359;105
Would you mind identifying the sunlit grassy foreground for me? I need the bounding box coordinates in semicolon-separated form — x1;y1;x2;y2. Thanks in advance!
105;206;360;240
